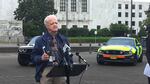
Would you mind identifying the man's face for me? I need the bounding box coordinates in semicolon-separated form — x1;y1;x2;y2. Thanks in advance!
46;17;58;33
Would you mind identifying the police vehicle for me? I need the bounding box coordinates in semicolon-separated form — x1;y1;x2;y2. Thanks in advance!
96;37;143;65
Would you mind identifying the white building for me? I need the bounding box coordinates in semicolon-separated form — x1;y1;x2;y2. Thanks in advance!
0;0;149;35
55;0;150;34
0;0;23;42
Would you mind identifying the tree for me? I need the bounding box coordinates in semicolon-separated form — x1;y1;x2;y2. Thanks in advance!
97;28;111;37
143;6;150;34
80;27;89;36
89;29;96;37
68;27;78;37
109;23;129;36
59;28;69;36
68;27;89;37
144;6;150;26
138;21;147;37
14;0;57;37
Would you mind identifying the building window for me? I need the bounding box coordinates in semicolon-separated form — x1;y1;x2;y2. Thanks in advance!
83;25;88;28
132;4;135;9
97;25;101;30
132;21;135;26
139;4;142;10
125;12;128;17
118;21;122;24
71;0;76;12
72;25;77;28
61;25;67;28
82;0;87;12
139;12;142;18
132;30;136;34
118;4;122;9
125;21;128;25
139;21;142;27
132;12;135;17
60;0;66;12
125;4;128;9
118;12;121;17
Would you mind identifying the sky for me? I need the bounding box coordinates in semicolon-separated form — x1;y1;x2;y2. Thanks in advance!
132;0;150;2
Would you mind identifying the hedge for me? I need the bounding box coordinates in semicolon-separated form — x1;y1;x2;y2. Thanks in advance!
69;37;111;43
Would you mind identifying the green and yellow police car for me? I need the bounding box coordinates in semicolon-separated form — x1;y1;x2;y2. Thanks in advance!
96;37;143;65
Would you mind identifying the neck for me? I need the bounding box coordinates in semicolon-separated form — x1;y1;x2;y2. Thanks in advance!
49;31;57;37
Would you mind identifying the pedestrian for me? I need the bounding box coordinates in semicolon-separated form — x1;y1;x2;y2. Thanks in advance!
32;15;73;84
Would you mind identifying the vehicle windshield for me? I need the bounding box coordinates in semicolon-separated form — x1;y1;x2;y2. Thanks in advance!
106;38;135;47
27;36;40;46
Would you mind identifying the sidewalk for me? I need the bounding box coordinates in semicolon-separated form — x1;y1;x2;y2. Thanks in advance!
0;43;19;47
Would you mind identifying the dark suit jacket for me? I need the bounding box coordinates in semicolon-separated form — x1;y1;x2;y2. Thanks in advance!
32;32;73;82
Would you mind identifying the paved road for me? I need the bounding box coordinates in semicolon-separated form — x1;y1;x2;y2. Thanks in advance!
0;52;148;84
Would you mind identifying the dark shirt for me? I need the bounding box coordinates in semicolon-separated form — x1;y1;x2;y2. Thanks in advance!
32;32;73;82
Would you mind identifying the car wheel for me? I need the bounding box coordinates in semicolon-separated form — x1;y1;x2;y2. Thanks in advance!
18;54;30;66
96;55;104;65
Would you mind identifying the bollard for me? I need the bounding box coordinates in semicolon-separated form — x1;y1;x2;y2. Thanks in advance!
79;43;82;46
98;43;101;46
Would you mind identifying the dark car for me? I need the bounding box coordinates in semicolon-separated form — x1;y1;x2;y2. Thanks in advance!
18;36;40;66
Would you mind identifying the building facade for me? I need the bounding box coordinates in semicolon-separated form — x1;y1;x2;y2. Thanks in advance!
0;0;23;42
55;0;150;34
0;0;149;36
54;0;92;29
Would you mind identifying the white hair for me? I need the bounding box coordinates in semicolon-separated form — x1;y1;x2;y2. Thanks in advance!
44;15;57;26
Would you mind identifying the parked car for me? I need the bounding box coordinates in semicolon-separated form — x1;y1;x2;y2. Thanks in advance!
18;36;40;66
96;37;143;65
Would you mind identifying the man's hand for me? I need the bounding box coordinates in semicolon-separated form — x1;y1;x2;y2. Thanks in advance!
41;53;49;61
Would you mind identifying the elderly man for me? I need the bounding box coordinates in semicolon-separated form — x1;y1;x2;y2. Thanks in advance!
32;15;73;84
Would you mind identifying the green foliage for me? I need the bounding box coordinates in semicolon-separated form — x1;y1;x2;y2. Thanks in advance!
68;27;79;37
80;28;89;36
97;28;111;36
109;23;129;36
23;21;43;37
142;6;150;42
144;7;150;26
14;0;57;37
138;27;147;36
68;27;89;37
59;23;131;37
69;37;110;43
89;29;96;36
59;28;69;36
138;21;147;37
